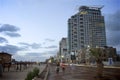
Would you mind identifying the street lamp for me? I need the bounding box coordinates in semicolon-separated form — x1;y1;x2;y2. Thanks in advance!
71;52;75;63
61;55;64;63
85;45;90;65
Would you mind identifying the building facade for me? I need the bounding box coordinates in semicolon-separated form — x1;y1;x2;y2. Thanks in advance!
59;38;69;62
103;46;117;61
0;52;12;64
68;6;106;54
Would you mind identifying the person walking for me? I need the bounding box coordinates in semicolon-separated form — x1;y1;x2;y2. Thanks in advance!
55;62;60;74
0;64;3;77
61;62;66;73
70;63;75;73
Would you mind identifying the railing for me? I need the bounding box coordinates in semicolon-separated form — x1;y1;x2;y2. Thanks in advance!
35;64;49;80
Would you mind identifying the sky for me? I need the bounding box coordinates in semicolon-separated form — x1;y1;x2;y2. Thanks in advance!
0;0;120;62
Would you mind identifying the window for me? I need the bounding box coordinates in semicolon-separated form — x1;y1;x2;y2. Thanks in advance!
81;37;84;39
81;41;84;43
80;18;83;20
80;26;83;28
81;45;84;48
81;33;84;35
80;22;83;24
80;15;83;17
80;29;84;31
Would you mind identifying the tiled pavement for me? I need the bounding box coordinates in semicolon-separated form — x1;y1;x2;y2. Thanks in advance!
48;64;120;80
0;64;46;80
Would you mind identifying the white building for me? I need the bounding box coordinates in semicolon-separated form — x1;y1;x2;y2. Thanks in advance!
59;38;69;62
68;6;106;57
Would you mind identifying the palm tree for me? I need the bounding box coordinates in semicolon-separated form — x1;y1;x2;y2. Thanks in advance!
90;48;104;78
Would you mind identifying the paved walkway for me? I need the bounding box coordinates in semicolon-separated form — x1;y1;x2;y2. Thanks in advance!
75;64;120;69
48;64;120;80
0;64;46;80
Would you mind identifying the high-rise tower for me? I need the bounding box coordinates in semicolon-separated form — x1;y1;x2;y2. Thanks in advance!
68;6;106;53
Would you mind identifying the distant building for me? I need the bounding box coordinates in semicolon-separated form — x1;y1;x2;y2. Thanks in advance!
56;51;60;62
68;6;106;55
77;49;86;63
103;46;117;61
59;38;69;62
0;52;12;64
77;46;117;63
116;53;120;61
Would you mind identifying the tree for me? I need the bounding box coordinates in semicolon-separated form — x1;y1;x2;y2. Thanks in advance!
50;57;54;63
90;48;104;78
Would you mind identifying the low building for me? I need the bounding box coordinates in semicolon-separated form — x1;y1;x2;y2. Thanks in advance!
77;46;117;64
103;46;117;61
77;49;86;63
59;38;68;62
0;52;12;64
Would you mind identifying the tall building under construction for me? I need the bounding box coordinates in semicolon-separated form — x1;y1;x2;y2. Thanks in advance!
68;6;106;53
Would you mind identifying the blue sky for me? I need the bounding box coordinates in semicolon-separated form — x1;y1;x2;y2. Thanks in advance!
0;0;120;61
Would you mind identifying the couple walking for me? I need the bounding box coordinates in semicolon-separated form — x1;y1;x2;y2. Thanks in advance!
56;62;66;74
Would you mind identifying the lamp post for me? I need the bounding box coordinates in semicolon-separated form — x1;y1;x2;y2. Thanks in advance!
71;52;75;63
85;45;90;65
61;55;64;63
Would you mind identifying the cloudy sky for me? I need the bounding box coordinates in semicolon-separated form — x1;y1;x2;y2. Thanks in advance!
0;0;120;62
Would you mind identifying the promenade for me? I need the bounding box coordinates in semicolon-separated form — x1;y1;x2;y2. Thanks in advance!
0;64;46;80
48;64;120;80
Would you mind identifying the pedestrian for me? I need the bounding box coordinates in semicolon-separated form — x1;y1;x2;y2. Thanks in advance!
70;63;75;73
61;62;66;73
0;64;3;77
55;62;60;74
16;63;19;71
